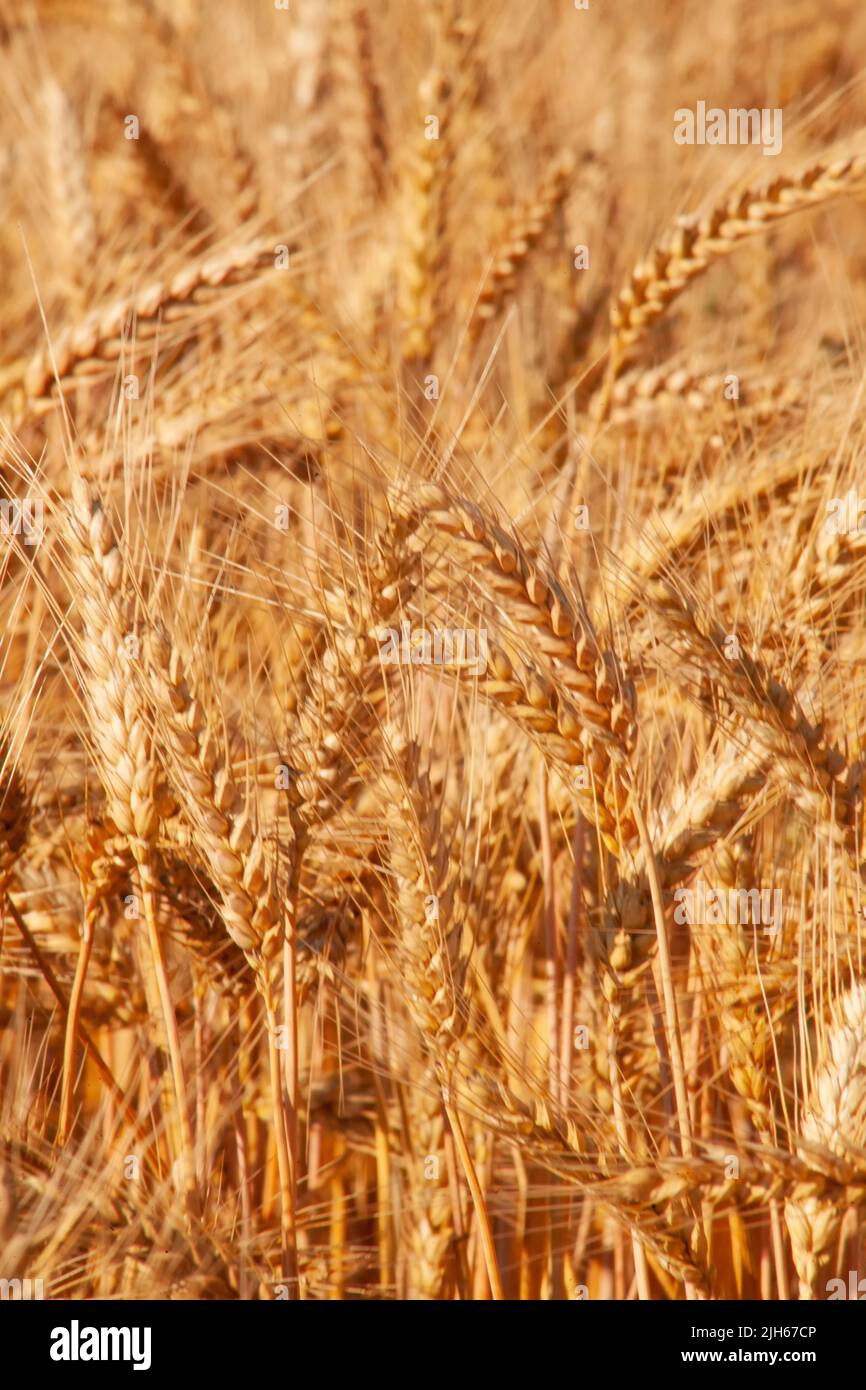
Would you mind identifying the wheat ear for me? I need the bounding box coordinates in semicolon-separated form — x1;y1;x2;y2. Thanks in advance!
785;984;866;1298
42;80;96;303
65;479;195;1198
468;153;575;341
648;580;860;858
24;237;286;402
600;362;814;429
399;56;455;365
382;735;503;1299
608;153;866;366
330;2;390;202
416;482;638;856
140;625;300;1291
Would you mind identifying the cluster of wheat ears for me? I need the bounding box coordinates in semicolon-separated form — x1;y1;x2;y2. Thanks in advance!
1;0;866;1302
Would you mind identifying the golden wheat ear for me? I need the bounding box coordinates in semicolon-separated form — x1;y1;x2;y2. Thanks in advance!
786;985;866;1299
607;152;866;366
59;479;196;1200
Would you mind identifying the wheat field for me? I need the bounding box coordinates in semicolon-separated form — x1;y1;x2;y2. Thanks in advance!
1;0;866;1303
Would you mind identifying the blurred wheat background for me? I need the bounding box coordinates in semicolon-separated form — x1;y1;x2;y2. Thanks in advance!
2;0;866;1300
